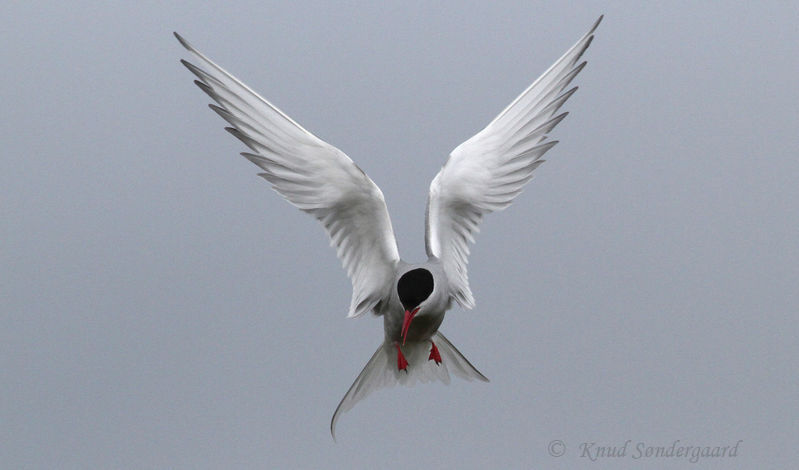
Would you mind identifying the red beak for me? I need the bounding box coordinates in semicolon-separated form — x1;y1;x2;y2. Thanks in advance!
401;307;420;345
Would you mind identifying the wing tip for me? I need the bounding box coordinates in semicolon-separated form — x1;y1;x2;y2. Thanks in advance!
208;102;229;117
582;35;595;53
590;15;604;35
194;79;212;95
180;59;204;80
173;31;193;51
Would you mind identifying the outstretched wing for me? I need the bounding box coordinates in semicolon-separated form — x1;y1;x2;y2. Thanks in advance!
425;16;602;309
176;33;400;317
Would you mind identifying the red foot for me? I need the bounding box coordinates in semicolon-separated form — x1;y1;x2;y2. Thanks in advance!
428;341;442;365
395;343;408;372
401;307;420;345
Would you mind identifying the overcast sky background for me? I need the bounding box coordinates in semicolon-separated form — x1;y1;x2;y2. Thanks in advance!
2;1;797;468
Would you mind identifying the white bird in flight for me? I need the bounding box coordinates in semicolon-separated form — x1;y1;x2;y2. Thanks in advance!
176;15;601;439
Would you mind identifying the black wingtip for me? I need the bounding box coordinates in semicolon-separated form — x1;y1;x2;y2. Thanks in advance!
174;31;192;50
584;15;603;37
583;34;595;51
208;103;227;115
179;58;193;72
193;79;212;96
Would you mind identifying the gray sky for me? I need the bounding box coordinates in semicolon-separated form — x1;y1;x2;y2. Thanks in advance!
2;1;797;468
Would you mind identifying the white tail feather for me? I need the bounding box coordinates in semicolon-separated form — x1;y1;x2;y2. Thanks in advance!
330;332;488;439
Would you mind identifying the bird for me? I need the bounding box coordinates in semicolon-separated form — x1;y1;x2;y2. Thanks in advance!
175;15;601;439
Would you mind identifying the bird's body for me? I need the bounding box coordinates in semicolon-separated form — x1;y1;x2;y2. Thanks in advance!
176;15;601;438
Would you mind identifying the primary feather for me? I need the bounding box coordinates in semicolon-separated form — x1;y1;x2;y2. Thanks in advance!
426;16;602;309
175;33;400;317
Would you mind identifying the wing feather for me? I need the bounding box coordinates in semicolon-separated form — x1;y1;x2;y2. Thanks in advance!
425;16;602;308
176;33;400;317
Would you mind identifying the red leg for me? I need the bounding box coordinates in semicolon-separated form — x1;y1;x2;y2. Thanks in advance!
428;340;442;365
395;343;408;372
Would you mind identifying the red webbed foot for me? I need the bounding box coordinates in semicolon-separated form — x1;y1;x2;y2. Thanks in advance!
428;341;442;365
395;343;408;372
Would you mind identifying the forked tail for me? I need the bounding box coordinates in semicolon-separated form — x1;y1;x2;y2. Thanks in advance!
330;332;488;439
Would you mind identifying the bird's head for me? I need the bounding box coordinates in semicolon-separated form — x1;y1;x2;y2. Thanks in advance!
398;267;434;312
397;268;434;343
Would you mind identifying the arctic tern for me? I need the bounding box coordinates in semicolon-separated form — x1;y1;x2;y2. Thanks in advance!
176;15;601;439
